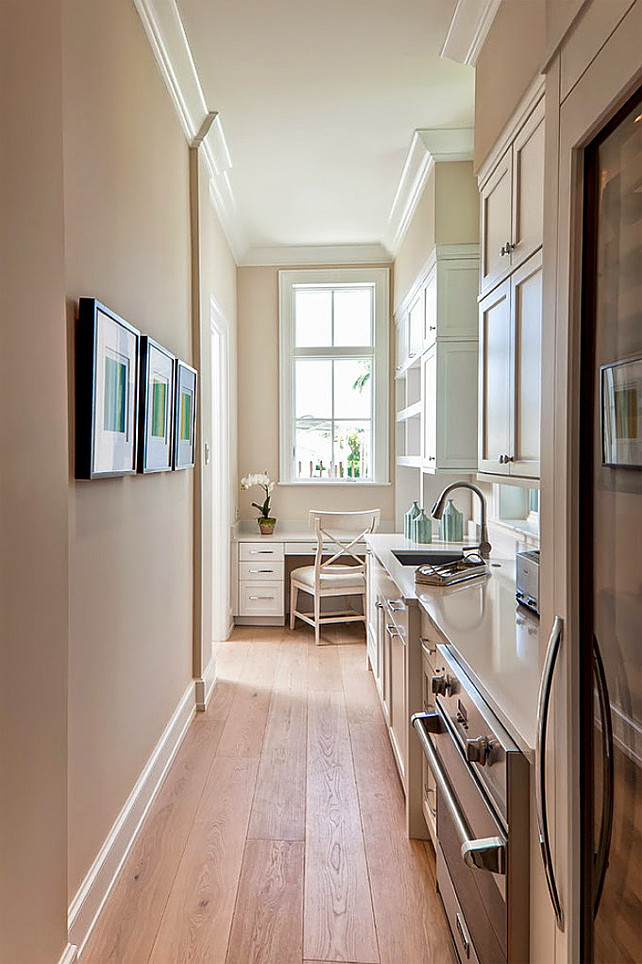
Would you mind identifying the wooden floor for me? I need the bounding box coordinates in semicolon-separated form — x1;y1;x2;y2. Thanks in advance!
83;624;455;964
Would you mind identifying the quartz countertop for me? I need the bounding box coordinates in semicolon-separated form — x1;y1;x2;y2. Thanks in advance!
366;533;540;760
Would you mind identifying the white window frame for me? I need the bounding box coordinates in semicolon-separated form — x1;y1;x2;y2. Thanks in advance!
278;267;389;484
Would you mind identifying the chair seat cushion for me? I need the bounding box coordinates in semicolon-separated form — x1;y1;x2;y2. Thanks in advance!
291;565;365;592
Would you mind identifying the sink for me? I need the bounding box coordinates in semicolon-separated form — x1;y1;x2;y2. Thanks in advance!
392;549;464;567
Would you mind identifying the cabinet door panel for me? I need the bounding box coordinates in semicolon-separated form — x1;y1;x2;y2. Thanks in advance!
437;260;480;339
423;269;437;350
512;98;545;271
389;631;407;784
436;342;478;470
396;315;408;373
511;250;542;477
478;281;512;474
408;292;423;361
421;347;437;469
480;148;512;294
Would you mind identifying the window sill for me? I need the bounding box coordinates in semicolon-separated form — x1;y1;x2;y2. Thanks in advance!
277;480;392;487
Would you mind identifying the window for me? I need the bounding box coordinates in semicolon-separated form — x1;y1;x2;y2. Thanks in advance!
496;484;540;536
279;268;389;483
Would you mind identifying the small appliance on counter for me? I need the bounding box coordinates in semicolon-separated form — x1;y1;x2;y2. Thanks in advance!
515;549;539;615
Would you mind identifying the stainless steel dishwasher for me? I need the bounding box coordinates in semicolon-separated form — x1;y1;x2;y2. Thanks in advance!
412;646;529;963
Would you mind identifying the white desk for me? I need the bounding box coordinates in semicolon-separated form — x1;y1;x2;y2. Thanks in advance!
233;530;368;625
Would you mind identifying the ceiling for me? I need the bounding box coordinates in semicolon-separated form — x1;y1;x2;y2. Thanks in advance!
144;0;489;263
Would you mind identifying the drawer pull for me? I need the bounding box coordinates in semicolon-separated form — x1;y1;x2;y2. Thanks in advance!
248;569;274;574
420;636;437;654
250;550;275;554
249;595;275;600
387;599;404;612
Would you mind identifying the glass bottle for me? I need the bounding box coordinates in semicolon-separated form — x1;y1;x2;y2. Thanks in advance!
411;508;432;544
403;500;420;539
439;498;463;542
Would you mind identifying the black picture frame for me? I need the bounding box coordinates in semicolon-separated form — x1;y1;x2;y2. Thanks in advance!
172;359;198;470
138;337;176;473
75;298;140;479
601;355;642;468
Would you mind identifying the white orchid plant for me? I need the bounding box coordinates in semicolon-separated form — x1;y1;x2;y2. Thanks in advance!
240;471;275;520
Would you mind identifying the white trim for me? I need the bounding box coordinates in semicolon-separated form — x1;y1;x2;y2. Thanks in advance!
278;267;390;486
132;0;245;263
194;653;217;712
68;684;195;957
240;242;391;267
58;943;78;964
440;0;502;66
386;129;474;256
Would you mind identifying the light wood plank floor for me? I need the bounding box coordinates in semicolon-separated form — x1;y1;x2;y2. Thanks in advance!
83;625;455;964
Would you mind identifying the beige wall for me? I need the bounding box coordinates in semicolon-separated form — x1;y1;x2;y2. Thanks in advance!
393;174;436;312
434;162;480;244
474;0;547;169
63;0;195;897
0;2;70;962
237;266;395;524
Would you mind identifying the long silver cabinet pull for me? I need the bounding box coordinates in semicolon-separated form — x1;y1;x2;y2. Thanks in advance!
411;713;506;875
592;634;614;917
535;615;565;931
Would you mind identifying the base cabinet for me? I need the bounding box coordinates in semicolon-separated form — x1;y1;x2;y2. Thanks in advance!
366;550;427;839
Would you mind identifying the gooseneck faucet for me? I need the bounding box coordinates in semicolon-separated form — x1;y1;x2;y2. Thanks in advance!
431;481;492;560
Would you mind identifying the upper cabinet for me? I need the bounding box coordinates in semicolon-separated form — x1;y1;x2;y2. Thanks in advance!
395;244;479;474
477;83;545;482
480;96;545;297
478;249;542;479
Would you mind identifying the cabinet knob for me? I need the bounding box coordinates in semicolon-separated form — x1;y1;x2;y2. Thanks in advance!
431;673;456;697
506;454;514;462
498;454;505;464
466;736;491;766
429;325;436;331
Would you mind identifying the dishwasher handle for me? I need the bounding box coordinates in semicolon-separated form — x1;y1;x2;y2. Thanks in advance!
412;713;507;875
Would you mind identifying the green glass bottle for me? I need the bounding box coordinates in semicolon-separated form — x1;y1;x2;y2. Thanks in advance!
411;508;432;544
403;500;420;539
439;498;464;542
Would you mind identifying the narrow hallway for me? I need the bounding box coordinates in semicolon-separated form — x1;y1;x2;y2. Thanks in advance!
83;627;453;964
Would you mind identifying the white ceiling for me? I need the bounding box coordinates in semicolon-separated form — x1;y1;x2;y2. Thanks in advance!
170;0;477;262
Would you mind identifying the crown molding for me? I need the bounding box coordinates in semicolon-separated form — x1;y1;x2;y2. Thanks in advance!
385;127;474;257
441;0;502;66
133;0;244;263
239;242;392;267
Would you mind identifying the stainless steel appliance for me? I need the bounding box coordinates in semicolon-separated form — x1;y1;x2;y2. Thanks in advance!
573;86;642;963
515;549;540;615
412;647;529;963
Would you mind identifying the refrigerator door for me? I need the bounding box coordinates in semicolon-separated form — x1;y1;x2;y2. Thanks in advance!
580;89;642;963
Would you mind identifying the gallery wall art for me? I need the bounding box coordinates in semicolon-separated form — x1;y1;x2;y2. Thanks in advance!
75;298;140;479
173;360;198;470
138;336;175;473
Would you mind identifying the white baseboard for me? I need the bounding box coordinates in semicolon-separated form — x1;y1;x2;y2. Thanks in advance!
58;943;78;964
194;652;217;711
69;683;195;957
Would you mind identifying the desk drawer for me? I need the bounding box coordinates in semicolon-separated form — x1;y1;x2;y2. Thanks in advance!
240;561;284;581
238;581;284;617
239;542;284;562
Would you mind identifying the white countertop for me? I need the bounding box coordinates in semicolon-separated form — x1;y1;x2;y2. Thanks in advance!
366;533;540;760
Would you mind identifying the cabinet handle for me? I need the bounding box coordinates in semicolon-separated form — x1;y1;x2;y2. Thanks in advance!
248;569;274;573
375;601;384;609
592;634;614;917
536;615;565;930
387;599;404;611
420;636;437;654
408;351;417;358
249;595;274;600
250;550;275;554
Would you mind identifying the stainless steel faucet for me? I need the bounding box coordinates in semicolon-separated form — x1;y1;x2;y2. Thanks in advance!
431;481;492;559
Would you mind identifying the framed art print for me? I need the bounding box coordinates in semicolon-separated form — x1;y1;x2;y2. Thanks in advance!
75;298;140;479
173;360;198;470
601;355;642;468
138;337;175;473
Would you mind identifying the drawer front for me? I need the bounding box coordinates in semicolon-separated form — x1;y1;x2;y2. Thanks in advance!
239;541;284;562
238;580;284;616
239;560;284;581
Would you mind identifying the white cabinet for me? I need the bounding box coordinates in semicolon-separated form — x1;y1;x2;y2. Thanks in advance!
478;250;542;479
422;340;479;473
237;541;285;621
395;245;479;478
480;96;545;296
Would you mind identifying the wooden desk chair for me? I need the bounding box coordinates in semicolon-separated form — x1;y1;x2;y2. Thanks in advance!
290;509;380;645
